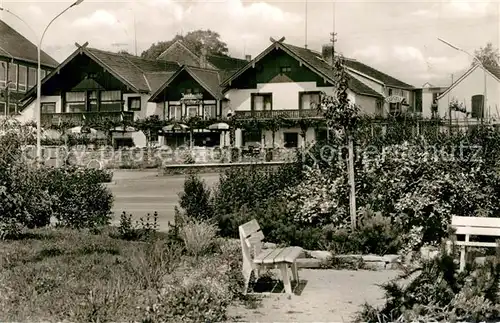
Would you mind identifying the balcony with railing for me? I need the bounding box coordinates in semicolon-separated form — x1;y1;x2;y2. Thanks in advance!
41;111;134;126
234;109;323;119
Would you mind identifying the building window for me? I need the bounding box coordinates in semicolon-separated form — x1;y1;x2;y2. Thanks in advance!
251;93;272;111
41;102;56;114
65;91;86;112
41;69;47;79
203;104;217;119
128;97;141;111
388;88;393;96
432;92;439;102
168;105;182;120
28;67;36;89
186;105;198;118
88;91;98;112
18;65;27;92
299;91;321;110
0;102;5;115
100;90;122;112
280;66;292;73
471;94;485;119
242;129;262;147
8;63;17;90
283;132;299;148
389;103;401;116
0;62;7;89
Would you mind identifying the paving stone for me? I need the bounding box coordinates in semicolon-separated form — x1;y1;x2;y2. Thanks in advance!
296;258;322;268
383;254;401;263
362;255;385;262
420;246;439;260
335;254;363;260
363;261;387;270
310;250;333;261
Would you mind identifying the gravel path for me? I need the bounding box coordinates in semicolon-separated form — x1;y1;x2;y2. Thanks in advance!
227;269;400;322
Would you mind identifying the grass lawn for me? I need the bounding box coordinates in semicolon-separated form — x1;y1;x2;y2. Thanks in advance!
110;172;220;230
0;226;243;322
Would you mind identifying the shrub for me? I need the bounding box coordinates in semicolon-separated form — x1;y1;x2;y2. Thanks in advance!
178;214;219;259
179;174;213;221
212;162;303;237
114;211;159;241
322;208;402;255
356;246;500;322
45;166;114;229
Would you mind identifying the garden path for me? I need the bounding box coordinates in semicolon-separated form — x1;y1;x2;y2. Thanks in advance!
227;269;400;322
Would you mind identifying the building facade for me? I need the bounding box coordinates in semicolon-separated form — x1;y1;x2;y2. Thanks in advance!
19;37;418;149
437;64;500;122
0;20;58;116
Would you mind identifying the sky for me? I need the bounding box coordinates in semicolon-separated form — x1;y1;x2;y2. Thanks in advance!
0;0;499;87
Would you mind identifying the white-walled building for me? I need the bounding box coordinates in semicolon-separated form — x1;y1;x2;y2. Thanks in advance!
19;37;419;149
437;63;500;122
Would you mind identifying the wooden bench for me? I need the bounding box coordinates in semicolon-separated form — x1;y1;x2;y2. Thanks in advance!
450;215;500;271
239;219;303;295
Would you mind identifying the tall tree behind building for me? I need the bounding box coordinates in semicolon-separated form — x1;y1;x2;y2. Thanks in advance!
140;30;229;60
473;42;499;67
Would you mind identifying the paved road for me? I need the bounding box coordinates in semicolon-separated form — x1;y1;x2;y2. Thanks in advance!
109;170;220;230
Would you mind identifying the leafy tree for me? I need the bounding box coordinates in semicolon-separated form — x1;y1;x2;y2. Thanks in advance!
141;30;228;60
473;42;499;67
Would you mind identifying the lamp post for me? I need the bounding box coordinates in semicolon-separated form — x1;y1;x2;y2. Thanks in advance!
438;37;488;123
0;0;85;161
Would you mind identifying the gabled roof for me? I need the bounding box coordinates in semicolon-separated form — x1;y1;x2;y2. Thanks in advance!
0;20;58;68
145;72;177;94
343;58;414;89
149;65;224;102
220;39;384;99
157;40;248;71
20;43;180;109
206;54;248;71
85;47;180;92
437;63;500;100
157;40;209;68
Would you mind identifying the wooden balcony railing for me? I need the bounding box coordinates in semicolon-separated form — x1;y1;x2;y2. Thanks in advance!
41;111;134;126
234;109;323;119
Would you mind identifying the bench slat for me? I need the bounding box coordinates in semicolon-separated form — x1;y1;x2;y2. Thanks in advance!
455;241;499;248
272;247;296;263
261;248;287;264
454;226;500;237
245;231;265;247
452;216;500;228
275;246;303;263
240;219;261;238
253;248;277;264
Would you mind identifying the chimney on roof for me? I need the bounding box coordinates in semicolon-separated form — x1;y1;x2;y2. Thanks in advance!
200;47;208;68
322;44;334;66
245;54;251;61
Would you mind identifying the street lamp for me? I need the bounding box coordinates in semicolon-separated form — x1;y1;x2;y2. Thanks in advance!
0;0;85;161
438;37;488;123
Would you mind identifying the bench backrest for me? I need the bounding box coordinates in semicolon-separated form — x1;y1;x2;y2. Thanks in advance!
451;216;500;237
239;219;265;262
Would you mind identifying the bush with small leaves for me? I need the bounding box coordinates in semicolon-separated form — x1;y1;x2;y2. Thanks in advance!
355;246;500;323
178;174;213;221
